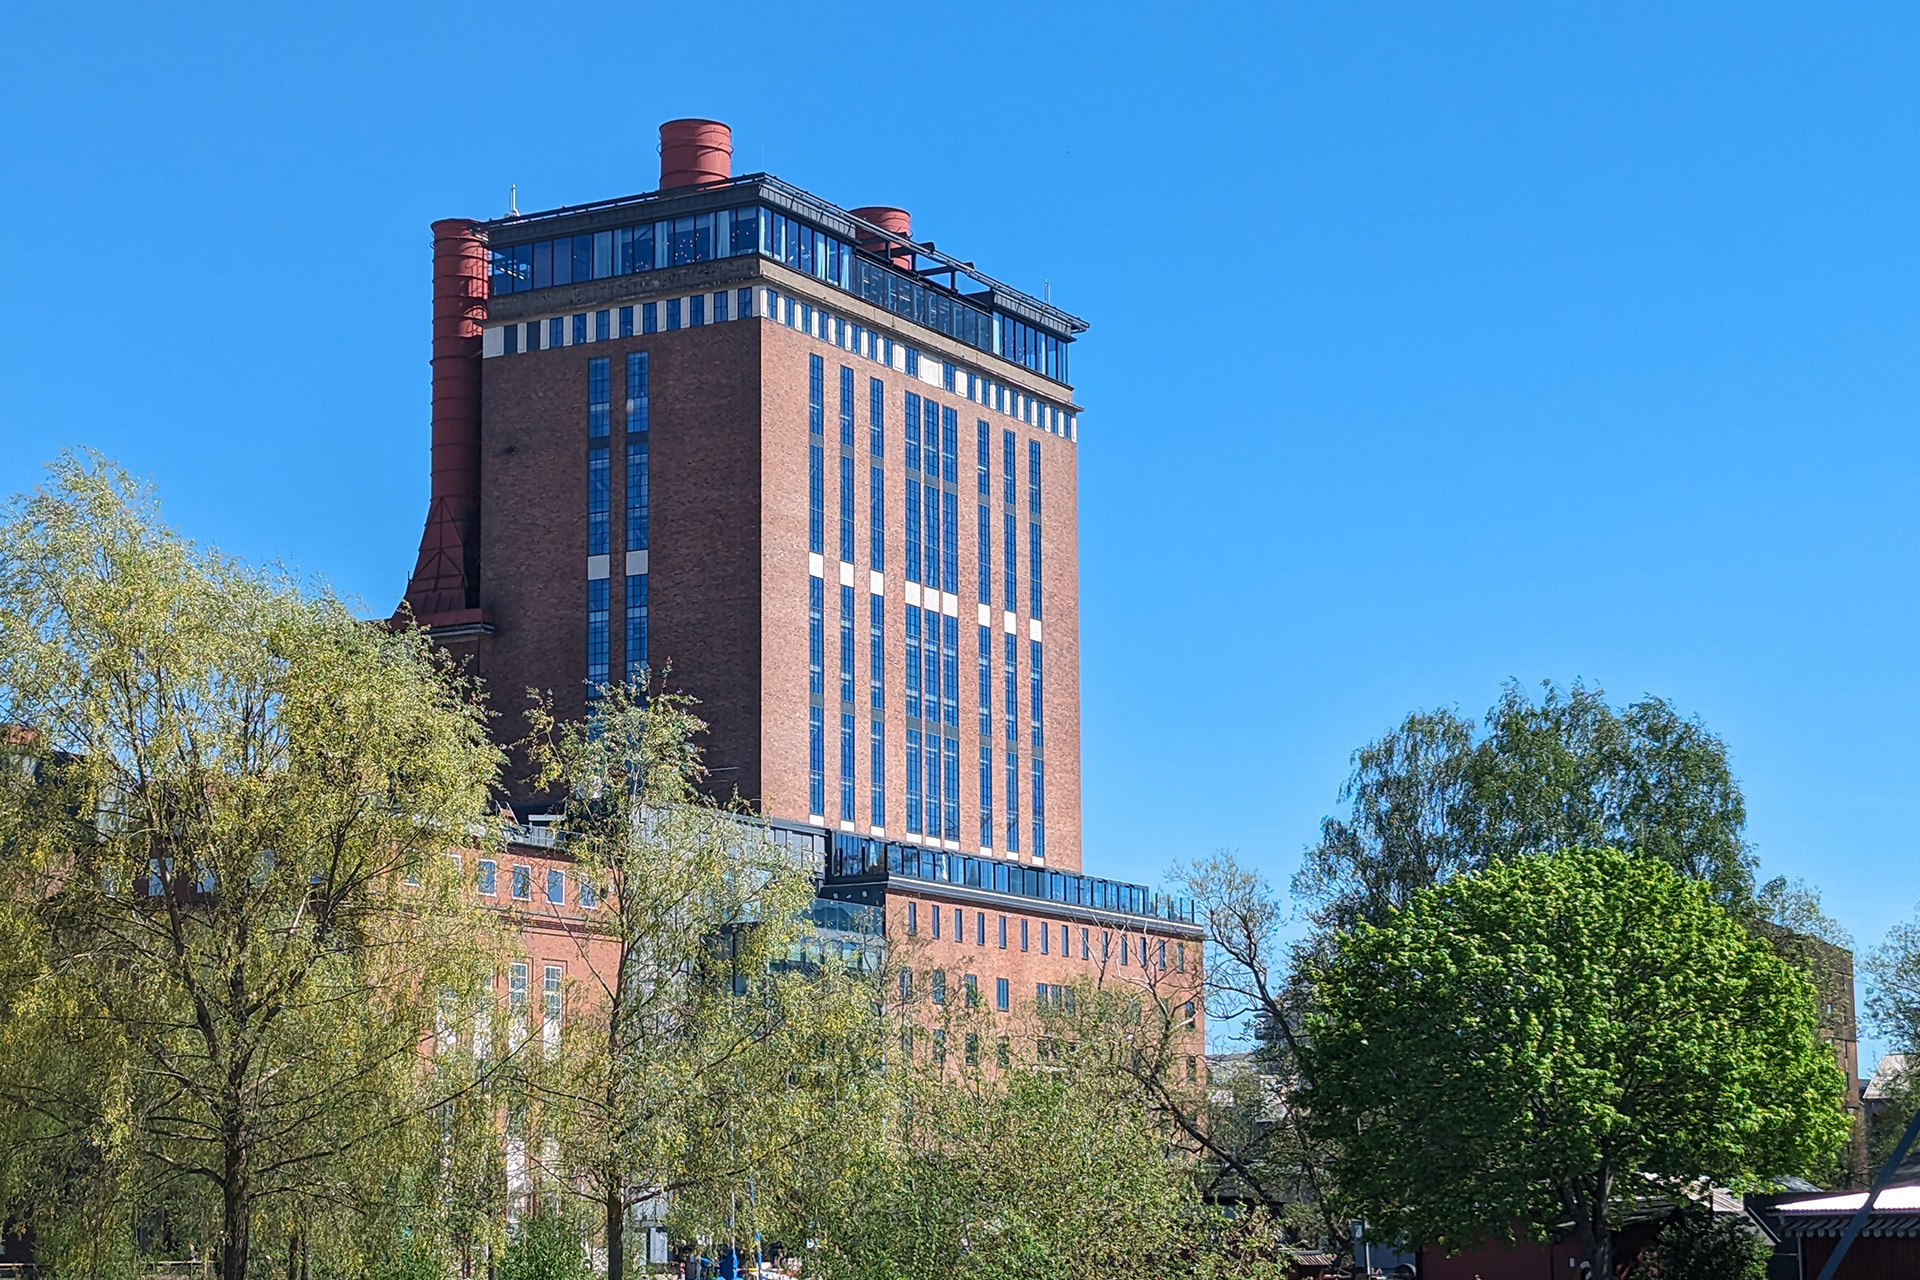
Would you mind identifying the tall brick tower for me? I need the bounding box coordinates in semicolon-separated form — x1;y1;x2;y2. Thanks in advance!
402;120;1199;987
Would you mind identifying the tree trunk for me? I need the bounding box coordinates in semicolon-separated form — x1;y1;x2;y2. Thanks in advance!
221;1179;249;1280
606;1183;625;1280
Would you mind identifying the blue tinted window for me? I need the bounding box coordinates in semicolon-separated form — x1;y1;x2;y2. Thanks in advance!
587;449;610;555
626;442;648;552
1028;440;1042;515
526;322;540;352
870;467;884;570
976;420;990;496
689;294;704;326
808;575;823;698
573;236;592;284
737;286;752;318
504;325;518;355
869;378;884;455
840;712;856;824
549;317;564;349
618;306;633;337
977;504;990;605
809;355;824;435
1029;524;1042;620
587;358;610;437
979;743;993;848
714;290;728;323
809;706;824;817
587;578;610;690
903;393;921;471
904;480;920;584
572;313;586;345
904;606;920;720
869;593;884;710
666;299;680;330
642;303;657;334
839;366;854;447
870;719;886;827
839;455;854;563
625;351;648;432
533;240;551;289
625;573;647;681
839;583;855;704
905;727;922;834
809;444;823;556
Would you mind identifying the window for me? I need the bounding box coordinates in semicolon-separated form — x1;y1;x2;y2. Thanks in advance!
869;593;884;709
977;504;991;605
904;476;921;583
839;583;855;703
869;466;884;569
525;321;540;352
642;302;658;333
713;290;728;322
666;298;680;330
932;902;941;940
965;1032;979;1066
1002;429;1016;505
979;744;993;848
1183;1000;1197;1028
587;448;610;554
546;868;564;905
1003;511;1018;613
808;575;823;697
899;968;913;1004
869;377;885;455
1006;747;1020;855
904;392;921;471
978;625;991;735
1031;640;1044;748
1187;1056;1198;1083
808;445;824;555
1028;439;1042;514
839;365;855;447
504;324;518;354
1019;919;1029;952
689;294;704;326
1029;523;1043;620
477;858;497;895
870;719;885;827
943;734;960;842
587;577;609;690
1040;922;1049;955
906;901;917;937
995;976;1009;1011
542;964;563;1052
839;454;855;563
809;706;824;818
1120;936;1128;967
588;358;610;436
595;309;610;342
964;973;979;1007
998;915;1007;948
579;879;598;909
931;969;946;1005
840;712;855;824
619;305;633;337
508;963;529;1044
1004;631;1018;743
953;907;962;940
511;865;531;900
626;350;649;432
905;727;922;835
625;573;647;680
1176;942;1186;973
975;912;986;945
905;347;919;378
997;1038;1011;1068
737;286;752;317
933;1028;946;1065
1102;931;1110;962
1032;758;1046;861
1159;940;1168;970
549;317;564;349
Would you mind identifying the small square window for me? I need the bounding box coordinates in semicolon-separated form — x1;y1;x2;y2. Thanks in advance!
578;879;598;909
477;859;497;895
595;310;610;341
619;305;633;337
511;865;531;900
546;868;564;905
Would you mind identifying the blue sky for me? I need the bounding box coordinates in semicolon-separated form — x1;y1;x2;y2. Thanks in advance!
4;3;1917;1058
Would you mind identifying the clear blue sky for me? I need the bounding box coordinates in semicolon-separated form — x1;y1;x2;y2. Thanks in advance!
5;4;1916;1056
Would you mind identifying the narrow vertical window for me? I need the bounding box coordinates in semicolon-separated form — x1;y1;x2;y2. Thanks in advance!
925;719;942;842
587;357;610;437
977;625;991;736
904;606;921;721
619;305;633;337
906;727;923;835
1028;440;1042;515
1030;640;1044;749
839;365;855;447
979;744;993;848
587;448;610;555
869;594;885;710
1006;747;1020;854
542;965;563;1053
924;482;941;592
626;441;648;551
625;574;647;682
941;614;958;729
625;352;649;431
840;712;856;824
586;578;610;692
904;393;921;472
943;735;960;842
941;491;958;598
976;419;990;496
808;576;823;698
839;454;855;563
1002;429;1016;506
809;706;824;818
941;406;958;486
871;719;886;828
1028;523;1043;620
977;504;991;604
925;606;942;727
869;377;885;455
809;445;823;555
1003;632;1018;744
713;290;728;322
1003;512;1018;613
905;480;921;583
870;466;885;570
839;584;855;704
809;354;824;435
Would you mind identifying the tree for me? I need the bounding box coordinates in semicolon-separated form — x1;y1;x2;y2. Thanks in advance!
1629;1213;1771;1280
519;682;881;1280
1295;681;1759;930
0;456;503;1280
1303;846;1849;1280
1864;909;1920;1175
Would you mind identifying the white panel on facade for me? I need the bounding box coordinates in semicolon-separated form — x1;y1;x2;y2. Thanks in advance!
808;552;824;578
942;592;958;617
482;327;504;358
1029;618;1043;642
870;570;885;595
839;560;854;587
586;555;610;581
977;603;992;626
906;581;921;607
1003;610;1017;634
626;549;648;575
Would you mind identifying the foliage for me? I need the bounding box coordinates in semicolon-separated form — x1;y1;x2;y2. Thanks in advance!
520;681;884;1280
1867;911;1920;1062
500;1209;594;1280
1629;1213;1771;1280
1303;846;1849;1280
1295;680;1758;929
0;454;505;1280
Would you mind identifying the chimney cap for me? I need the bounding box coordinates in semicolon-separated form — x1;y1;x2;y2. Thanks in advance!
659;119;732;190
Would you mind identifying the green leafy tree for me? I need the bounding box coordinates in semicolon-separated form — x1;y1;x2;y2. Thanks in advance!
1629;1213;1770;1280
520;682;882;1280
1303;846;1849;1280
0;456;504;1280
1295;681;1760;929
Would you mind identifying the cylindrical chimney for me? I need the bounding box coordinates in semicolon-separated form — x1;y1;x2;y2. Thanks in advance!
659;119;732;189
851;206;914;271
399;218;488;620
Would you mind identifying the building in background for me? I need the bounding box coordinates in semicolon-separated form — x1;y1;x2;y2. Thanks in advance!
398;119;1201;1038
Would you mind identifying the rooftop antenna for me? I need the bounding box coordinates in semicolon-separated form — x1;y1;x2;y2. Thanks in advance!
1044;278;1051;303
508;183;519;216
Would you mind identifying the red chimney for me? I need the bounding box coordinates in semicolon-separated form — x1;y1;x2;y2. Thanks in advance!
851;206;914;271
398;218;488;626
659;119;732;189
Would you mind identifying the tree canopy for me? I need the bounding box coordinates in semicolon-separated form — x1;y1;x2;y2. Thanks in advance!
1295;680;1761;929
1303;845;1849;1280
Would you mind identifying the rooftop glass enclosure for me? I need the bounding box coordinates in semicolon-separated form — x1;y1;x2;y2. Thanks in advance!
486;197;1075;384
822;831;1197;927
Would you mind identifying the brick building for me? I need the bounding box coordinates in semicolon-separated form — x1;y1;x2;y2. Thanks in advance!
398;119;1201;1033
